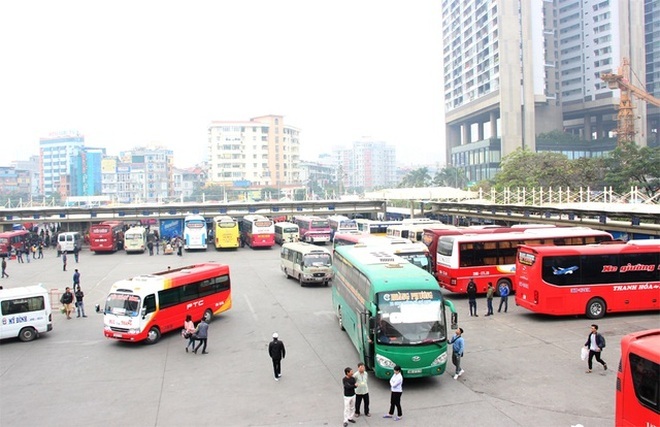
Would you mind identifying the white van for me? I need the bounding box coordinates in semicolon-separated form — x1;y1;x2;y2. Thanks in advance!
0;285;53;342
280;242;333;286
57;232;82;255
124;226;148;253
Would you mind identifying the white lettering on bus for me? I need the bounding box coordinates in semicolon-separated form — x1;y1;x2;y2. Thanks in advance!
186;300;204;309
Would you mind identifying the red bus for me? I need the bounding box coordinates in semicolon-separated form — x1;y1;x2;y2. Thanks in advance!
89;221;124;253
436;227;613;294
0;230;31;255
102;263;231;344
422;224;558;277
615;329;660;426
240;215;275;248
515;240;660;318
294;215;332;244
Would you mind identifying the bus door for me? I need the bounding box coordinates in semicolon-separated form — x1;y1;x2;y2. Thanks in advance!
360;311;375;369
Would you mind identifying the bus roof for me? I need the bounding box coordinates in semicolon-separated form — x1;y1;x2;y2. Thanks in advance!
440;227;612;244
125;226;147;234
0;284;48;298
0;230;30;237
275;221;298;228
621;329;660;359
354;241;429;255
334;246;437;293
281;241;332;254
518;240;660;256
109;263;229;294
213;215;236;222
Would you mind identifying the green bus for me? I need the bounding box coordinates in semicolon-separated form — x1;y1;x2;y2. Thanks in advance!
332;245;458;379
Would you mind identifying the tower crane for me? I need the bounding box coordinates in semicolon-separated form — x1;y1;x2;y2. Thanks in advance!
600;58;660;145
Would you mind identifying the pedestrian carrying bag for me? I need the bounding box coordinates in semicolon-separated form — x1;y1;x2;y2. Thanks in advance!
181;329;191;339
581;347;589;361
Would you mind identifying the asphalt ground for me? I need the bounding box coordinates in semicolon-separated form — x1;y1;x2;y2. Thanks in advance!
0;245;658;427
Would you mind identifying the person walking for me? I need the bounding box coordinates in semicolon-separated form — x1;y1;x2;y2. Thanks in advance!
38;242;44;259
74;285;87;318
192;318;209;354
154;230;160;255
183;315;196;353
268;332;286;380
449;327;465;380
176;238;183;256
467;278;478;317
342;367;357;426
584;324;607;373
1;257;8;278
73;246;79;263
485;282;495;316
24;247;30;263
147;240;154;256
16;247;24;263
354;362;370;418
60;287;74;319
62;251;68;271
498;283;509;313
73;269;81;288
383;365;403;421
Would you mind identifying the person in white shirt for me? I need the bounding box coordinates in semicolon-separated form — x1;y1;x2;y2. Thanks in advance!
353;362;370;418
383;365;403;421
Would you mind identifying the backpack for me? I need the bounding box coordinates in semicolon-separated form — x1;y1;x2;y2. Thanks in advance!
599;334;606;349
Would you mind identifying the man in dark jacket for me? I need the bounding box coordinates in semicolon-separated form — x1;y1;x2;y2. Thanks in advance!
268;333;286;380
466;278;478;317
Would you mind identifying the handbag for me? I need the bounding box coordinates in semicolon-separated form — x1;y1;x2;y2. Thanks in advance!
581;347;589;361
181;329;191;339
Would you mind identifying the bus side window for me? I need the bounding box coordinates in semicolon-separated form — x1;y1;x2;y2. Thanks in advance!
143;294;156;315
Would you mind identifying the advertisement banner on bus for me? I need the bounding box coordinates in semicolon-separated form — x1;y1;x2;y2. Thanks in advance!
160;219;183;240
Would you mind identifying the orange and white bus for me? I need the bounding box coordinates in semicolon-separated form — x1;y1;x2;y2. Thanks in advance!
103;263;231;344
436;227;613;295
294;215;332;244
213;216;240;249
615;329;660;426
89;221;124;253
515;240;660;318
240;215;275;248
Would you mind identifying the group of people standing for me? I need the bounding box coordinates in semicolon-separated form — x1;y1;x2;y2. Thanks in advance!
342;362;403;425
466;278;509;317
59;269;86;319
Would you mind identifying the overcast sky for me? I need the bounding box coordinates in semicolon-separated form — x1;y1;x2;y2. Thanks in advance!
0;0;445;169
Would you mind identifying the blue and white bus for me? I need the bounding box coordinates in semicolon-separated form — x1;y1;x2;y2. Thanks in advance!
183;215;208;250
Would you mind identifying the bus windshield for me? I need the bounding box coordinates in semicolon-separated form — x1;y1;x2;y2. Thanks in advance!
397;253;431;271
303;253;332;267
376;291;446;345
105;293;141;317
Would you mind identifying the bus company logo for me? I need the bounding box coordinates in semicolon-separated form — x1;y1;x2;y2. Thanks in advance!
518;252;535;266
383;291;434;302
411;356;421;362
6;316;27;324
602;263;657;273
613;284;659;291
570;288;591;293
186;300;204;310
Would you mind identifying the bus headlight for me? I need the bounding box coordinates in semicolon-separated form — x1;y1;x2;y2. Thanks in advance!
128;328;140;335
430;351;447;366
376;354;396;369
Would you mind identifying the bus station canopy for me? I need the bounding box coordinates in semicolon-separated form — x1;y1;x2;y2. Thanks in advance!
364;187;477;201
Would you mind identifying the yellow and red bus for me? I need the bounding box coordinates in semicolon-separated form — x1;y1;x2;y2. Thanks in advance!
616;329;660;426
515;240;660;319
436;227;613;295
213;215;240;249
103;263;231;344
89;221;124;253
240;215;275;248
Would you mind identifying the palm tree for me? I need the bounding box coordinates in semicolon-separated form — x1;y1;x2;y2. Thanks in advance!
433;166;469;188
398;167;431;188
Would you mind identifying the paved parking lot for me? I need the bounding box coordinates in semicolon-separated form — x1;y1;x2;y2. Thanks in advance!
0;245;658;427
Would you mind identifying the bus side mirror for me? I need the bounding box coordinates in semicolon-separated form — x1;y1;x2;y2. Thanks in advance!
451;312;458;330
141;307;147;318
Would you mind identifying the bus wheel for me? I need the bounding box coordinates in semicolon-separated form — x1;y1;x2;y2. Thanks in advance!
145;327;161;344
338;307;345;331
203;309;213;323
299;275;305;287
18;327;37;342
586;298;606;319
284;268;290;279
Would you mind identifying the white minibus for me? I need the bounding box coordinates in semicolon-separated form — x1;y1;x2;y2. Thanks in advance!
274;222;299;245
0;285;53;342
124;226;148;253
280;242;333;286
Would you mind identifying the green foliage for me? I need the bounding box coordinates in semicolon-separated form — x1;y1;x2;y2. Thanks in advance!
433;166;469;188
604;142;660;197
398;167;431;188
536;130;581;146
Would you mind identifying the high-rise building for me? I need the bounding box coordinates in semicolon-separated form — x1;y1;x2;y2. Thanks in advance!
334;139;397;192
207;115;301;188
645;0;660;146
441;0;645;181
12;156;40;198
119;146;174;202
39;131;85;196
70;147;105;197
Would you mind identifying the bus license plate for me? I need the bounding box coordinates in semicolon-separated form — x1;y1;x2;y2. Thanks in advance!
113;333;123;338
407;369;422;374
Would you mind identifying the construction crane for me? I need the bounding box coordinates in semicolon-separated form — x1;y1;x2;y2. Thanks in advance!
600;58;660;145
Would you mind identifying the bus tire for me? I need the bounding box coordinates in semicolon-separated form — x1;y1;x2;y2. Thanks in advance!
586;298;606;319
284;268;291;279
18;327;37;342
299;275;305;287
497;279;512;296
145;327;161;344
203;309;213;323
338;307;345;331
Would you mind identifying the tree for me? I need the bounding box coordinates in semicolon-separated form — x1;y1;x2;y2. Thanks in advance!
493;149;575;189
398;167;431;188
604;142;660;197
433;166;469;188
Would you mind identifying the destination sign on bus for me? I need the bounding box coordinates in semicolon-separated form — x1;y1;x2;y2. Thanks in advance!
380;290;436;303
518;252;536;266
255;220;272;227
